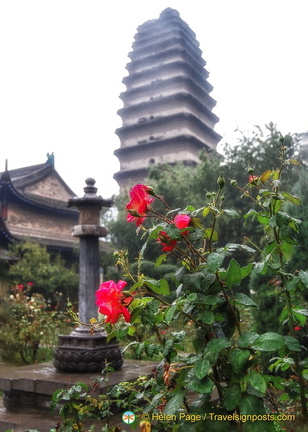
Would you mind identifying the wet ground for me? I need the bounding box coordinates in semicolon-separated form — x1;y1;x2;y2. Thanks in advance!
0;360;155;432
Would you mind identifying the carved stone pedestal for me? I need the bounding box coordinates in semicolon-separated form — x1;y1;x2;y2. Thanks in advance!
53;329;123;373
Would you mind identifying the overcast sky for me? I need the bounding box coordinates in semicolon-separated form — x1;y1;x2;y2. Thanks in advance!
1;0;307;198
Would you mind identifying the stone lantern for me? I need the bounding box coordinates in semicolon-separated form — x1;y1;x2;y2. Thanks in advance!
53;178;123;372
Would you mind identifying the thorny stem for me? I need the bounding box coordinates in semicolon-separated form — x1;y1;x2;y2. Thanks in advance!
182;235;207;264
212;366;224;404
146;289;208;331
243;236;264;255
266;150;307;417
154;194;171;210
233;183;267;212
208;186;224;253
219;279;242;336
170;247;196;269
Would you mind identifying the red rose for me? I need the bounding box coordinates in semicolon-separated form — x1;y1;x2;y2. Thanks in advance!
27;282;34;286
96;280;132;324
294;326;301;331
174;214;191;231
126;184;154;226
157;231;177;251
17;284;24;291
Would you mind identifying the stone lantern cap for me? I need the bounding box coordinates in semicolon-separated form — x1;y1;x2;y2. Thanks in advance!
68;177;113;209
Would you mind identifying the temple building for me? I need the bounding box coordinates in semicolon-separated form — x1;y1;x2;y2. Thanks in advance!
114;8;221;190
0;154;79;262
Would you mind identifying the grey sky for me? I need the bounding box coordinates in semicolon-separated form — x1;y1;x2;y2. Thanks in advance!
1;0;307;198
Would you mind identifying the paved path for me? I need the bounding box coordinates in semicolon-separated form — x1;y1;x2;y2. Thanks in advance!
0;360;156;431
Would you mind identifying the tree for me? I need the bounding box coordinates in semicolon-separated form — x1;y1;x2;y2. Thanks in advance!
7;241;79;305
219;123;303;247
106;123;304;279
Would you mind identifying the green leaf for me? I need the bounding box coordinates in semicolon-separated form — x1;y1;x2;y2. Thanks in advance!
246;371;267;394
252;332;285;352
293;308;308;317
204;337;232;365
280;240;294;262
204;228;219;242
299;270;308;288
224;258;242;287
257;213;269;225
207;252;225;273
240;263;253;279
144;278;170;295
145;343;157;358
171;330;185;342
260;170;272;183
244;209;257;220
199;310;215;324
240;394;267;416
155;254;167;267
286;158;301;165
202;207;210;218
223;209;240;217
237;331;260;349
189;227;204;241
275;212;289;229
163;339;174;357
224;243;255;254
254;261;268;275
117;327;128;340
195;358;210;379
183;272;204;291
282;192;302;205
235;293;258;308
202;295;225;308
293;311;307;326
127;325;136;336
229;348;250;374
223;384;242;411
163;391;185;416
164;224;182;240
164;305;177;325
188;375;214;394
282;234;300;245
285;276;299;292
186;293;198;302
284;336;301;352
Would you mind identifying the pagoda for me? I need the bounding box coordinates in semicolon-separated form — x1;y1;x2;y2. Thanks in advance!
0;154;79;262
114;8;221;190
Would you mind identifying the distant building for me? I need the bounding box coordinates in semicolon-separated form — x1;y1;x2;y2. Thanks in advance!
0;155;79;262
114;8;221;191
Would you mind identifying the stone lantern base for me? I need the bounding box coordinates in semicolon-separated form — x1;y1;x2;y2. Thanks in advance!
53;329;123;373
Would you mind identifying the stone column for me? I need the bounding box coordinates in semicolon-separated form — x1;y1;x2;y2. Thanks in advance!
53;178;123;372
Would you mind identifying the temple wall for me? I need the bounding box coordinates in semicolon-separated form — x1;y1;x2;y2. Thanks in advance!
7;203;77;244
23;173;73;201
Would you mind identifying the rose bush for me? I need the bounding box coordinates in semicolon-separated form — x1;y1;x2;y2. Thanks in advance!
97;144;307;431
0;283;71;364
59;141;307;432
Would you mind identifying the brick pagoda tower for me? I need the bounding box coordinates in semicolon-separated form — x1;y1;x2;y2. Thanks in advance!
114;8;221;190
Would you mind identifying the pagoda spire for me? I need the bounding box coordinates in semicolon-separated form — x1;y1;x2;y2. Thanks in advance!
114;8;221;191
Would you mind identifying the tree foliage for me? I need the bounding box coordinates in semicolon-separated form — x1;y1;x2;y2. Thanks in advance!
7;241;79;305
107;123;304;263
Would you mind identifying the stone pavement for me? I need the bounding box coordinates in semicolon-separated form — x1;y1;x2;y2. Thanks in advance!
0;360;156;432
